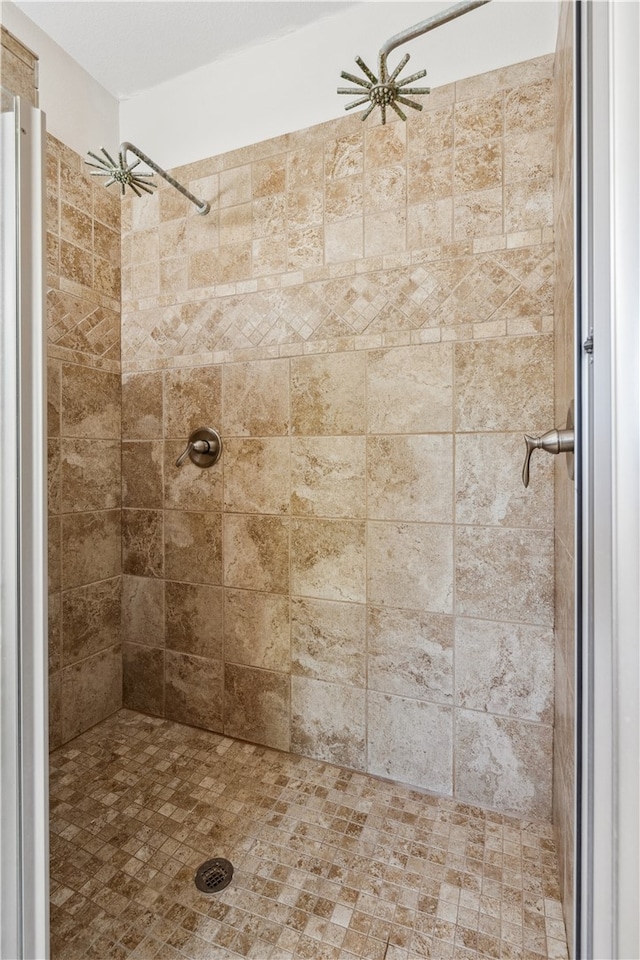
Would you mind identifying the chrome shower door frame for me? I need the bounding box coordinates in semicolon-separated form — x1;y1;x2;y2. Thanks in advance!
0;93;49;960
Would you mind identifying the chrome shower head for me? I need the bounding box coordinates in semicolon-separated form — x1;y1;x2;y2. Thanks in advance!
85;142;210;214
337;52;430;124
86;146;156;197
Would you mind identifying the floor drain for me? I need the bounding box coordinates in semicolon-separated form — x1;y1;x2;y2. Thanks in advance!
194;857;234;894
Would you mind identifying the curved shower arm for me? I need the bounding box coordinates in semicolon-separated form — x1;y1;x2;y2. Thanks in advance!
120;142;211;216
377;0;492;81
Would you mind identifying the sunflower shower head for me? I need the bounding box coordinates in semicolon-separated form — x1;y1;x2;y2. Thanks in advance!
85;142;210;215
338;0;491;124
338;52;430;124
86;146;156;197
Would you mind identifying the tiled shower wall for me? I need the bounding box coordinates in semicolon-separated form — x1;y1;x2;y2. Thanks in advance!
119;55;557;820
46;135;123;748
553;2;576;950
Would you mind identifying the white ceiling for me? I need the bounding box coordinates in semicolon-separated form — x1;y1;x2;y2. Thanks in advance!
13;1;357;99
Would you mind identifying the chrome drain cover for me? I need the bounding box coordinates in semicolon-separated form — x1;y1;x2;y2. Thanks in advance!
194;857;234;894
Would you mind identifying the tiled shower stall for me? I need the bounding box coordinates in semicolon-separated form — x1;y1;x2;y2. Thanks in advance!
4;3;576;954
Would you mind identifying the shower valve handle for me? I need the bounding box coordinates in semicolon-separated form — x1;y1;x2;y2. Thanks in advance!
522;426;574;488
175;427;222;469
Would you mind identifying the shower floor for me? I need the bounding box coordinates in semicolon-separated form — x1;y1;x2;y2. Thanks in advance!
50;710;568;960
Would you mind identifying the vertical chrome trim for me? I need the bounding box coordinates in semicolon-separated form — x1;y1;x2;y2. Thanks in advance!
0;94;22;960
17;97;49;960
0;94;49;960
580;2;640;957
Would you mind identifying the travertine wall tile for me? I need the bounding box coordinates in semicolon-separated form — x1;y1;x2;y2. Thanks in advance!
121;575;165;647
456;525;554;625
291;676;365;769
224;589;290;671
61;510;120;588
224;663;290;750
62;577;120;664
367;692;453;794
105;56;559;820
367;521;453;613
455;710;553;820
368;606;453;703
122;643;164;716
292;597;365;686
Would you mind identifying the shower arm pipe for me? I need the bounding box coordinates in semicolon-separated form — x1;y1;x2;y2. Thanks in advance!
377;0;492;81
119;141;210;215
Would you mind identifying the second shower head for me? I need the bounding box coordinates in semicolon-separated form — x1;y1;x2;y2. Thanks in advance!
85;141;210;215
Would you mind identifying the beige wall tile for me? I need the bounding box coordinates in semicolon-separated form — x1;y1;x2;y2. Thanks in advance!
62;510;121;588
291;436;366;518
367;521;453;613
62;577;121;664
505;78;553;135
292;518;365;603
165;581;222;659
164;440;223;511
504;130;553;184
455;432;553;527
223;514;289;592
409;106;453;155
223;437;290;515
252;236;287;276
454;142;502;193
287;188;323;228
367;435;453;523
164;365;222;438
291;353;366;435
61;364;120;439
325;218;363;263
223;359;289;436
367;343;453;434
252;194;286;238
224;663;290;751
367;692;453;793
48;440;61;515
122;372;163;439
324;133;363;180
291;676;365;769
252;154;287;198
325;175;363;223
60;202;92;250
455;618;554;722
219;165;252;207
291;597;365;686
122;508;164;579
123;644;164;716
287;146;324;192
368;606;453;703
189;244;251;287
407;198;454;247
364;123;406;169
407;150;453;205
287;225;324;270
456;525;554;626
186;209;219;253
61;645;121;742
454;336;553;433
364;209;406;258
454;93;504;145
220;203;252;245
165;650;223;732
455;710;552;819
504;179;553;233
49;593;62;674
224;588;290;672
453;187;503;240
121;441;163;509
165;510;222;584
121;575;165;647
60;240;92;287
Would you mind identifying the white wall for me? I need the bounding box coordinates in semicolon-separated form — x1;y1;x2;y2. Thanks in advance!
1;0;558;170
120;0;559;170
1;0;118;156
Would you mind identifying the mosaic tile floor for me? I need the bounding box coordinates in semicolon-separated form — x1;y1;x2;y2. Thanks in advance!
50;710;568;960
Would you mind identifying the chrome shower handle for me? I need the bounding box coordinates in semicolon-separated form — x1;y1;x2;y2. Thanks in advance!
175;427;222;469
176;439;210;467
522;426;574;487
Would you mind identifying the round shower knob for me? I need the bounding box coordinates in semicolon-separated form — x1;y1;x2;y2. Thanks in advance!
175;427;222;469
